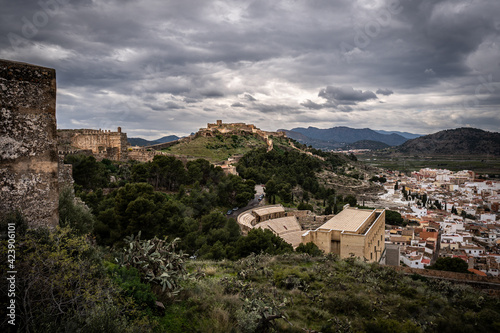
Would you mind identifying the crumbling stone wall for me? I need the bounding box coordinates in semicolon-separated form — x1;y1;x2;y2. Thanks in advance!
0;59;58;227
198;120;285;140
58;128;129;161
58;155;74;190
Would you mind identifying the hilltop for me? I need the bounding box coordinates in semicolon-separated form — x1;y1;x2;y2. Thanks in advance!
162;133;269;163
396;127;500;155
128;135;179;147
289;126;408;146
278;129;343;150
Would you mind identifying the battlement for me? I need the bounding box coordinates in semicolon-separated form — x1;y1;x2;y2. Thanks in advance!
199;120;286;139
57;127;129;161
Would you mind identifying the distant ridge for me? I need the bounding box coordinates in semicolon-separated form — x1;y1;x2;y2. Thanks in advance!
374;130;422;139
396;128;500;155
128;135;179;147
343;140;391;150
287;126;408;146
278;129;343;150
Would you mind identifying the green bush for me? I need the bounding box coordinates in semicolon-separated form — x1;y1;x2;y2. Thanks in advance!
427;257;470;273
295;242;323;256
0;227;157;332
59;186;95;235
116;232;187;295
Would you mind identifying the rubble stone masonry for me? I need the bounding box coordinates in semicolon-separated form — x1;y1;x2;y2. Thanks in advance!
58;127;128;161
0;59;58;227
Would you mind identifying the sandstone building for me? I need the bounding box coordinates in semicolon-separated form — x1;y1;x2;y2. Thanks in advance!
237;205;311;248
0;59;59;227
58;127;129;161
302;206;386;262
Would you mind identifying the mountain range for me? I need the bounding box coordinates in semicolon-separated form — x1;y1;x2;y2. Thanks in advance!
395;128;500;155
373;130;422;139
279;126;412;149
128;135;179;147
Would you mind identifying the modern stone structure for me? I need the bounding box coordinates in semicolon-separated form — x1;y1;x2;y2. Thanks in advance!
0;59;59;227
302;206;386;262
237;205;305;248
384;244;401;266
58;127;129;161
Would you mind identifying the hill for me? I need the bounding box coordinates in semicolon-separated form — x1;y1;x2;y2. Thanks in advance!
278;129;343;150
343;140;391;150
375;129;422;139
289;126;408;146
396;128;500;155
128;135;179;147
162;133;269;162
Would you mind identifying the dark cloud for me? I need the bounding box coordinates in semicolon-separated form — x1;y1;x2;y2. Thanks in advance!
376;88;394;96
0;0;499;136
184;97;198;104
301;100;324;110
252;103;301;114
231;102;245;107
318;86;377;105
200;90;225;98
244;94;257;102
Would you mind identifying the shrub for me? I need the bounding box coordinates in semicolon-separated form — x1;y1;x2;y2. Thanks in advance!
116;232;187;295
59;186;95;235
427;257;470;274
296;242;323;256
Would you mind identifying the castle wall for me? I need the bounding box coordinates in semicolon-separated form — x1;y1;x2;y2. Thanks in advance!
0;59;59;227
58;128;129;161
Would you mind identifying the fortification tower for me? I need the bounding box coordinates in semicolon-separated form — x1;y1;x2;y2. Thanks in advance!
0;59;59;227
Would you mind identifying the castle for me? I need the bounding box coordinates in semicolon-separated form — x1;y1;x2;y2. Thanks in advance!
58;127;129;161
199;120;285;139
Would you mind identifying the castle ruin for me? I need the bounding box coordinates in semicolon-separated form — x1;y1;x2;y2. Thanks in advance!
0;59;59;227
58;127;129;161
200;120;286;139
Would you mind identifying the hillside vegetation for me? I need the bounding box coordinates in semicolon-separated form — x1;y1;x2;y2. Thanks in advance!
3;132;500;332
162;134;268;162
396;128;500;155
3;223;499;333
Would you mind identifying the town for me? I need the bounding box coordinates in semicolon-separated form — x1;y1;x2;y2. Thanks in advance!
376;168;499;275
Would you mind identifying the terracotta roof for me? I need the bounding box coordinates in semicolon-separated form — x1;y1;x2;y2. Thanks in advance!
468;268;487;276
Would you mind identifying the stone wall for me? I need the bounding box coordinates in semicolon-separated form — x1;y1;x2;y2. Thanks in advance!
0;59;58;227
58;156;74;190
198;120;286;141
58;128;129;161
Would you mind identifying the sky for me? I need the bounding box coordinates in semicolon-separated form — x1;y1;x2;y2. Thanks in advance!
1;0;499;139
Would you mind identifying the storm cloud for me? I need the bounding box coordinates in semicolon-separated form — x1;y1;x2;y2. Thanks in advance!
0;0;499;138
318;86;378;105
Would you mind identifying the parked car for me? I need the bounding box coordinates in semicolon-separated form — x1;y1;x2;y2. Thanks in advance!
226;210;233;215
232;207;239;211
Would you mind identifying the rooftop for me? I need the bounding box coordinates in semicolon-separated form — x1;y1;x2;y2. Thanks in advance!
253;205;285;217
254;216;301;235
318;208;375;233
